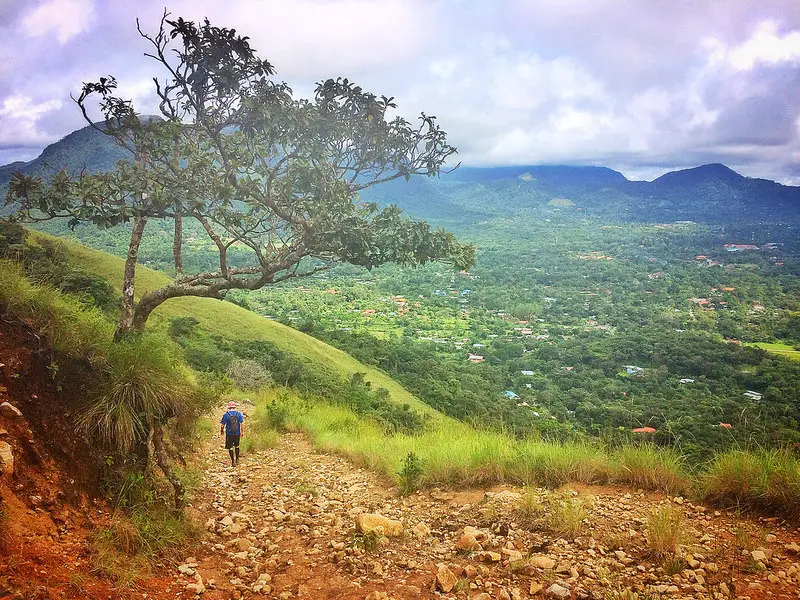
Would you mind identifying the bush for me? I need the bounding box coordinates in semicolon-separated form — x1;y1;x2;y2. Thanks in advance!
226;357;273;390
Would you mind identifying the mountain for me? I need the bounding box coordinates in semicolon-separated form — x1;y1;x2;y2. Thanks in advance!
3;123;799;224
0;123;132;191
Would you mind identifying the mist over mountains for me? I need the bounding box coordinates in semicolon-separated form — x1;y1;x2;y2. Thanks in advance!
2;123;799;225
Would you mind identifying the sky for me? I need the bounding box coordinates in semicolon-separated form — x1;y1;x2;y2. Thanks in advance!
1;0;800;183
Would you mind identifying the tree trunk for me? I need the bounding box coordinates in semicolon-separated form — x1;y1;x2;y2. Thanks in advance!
152;422;184;509
115;214;148;340
173;206;183;276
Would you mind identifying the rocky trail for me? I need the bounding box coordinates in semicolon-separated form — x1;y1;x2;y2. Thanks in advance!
169;432;800;600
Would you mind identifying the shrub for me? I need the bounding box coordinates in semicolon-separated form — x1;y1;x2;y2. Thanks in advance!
226;357;273;390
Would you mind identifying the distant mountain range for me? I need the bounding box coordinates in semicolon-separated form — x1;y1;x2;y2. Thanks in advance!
2;122;798;224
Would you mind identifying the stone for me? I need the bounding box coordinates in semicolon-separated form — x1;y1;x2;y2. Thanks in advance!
355;513;403;537
530;582;543;595
220;515;234;527
231;538;253;551
412;522;431;537
365;593;389;600
0;441;13;476
545;583;570;599
472;594;491;600
785;542;800;554
529;555;556;570
463;525;488;541
751;550;768;563
456;533;482;552
497;588;512;600
0;402;22;419
435;562;458;593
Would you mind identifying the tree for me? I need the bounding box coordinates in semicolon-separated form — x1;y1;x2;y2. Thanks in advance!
5;12;474;339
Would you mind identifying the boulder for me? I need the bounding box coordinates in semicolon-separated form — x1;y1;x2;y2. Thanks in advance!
435;563;458;593
0;441;13;476
355;513;403;537
0;402;22;420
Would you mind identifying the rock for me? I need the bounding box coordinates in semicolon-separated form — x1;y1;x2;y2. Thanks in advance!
464;564;478;579
0;441;13;476
497;589;512;600
231;551;249;564
178;564;196;576
220;516;234;527
479;551;502;562
545;583;570;599
0;402;22;419
231;538;253;551
529;555;556;570
436;563;458;593
185;582;205;595
472;594;491;600
530;582;543;595
412;522;431;537
463;525;488;541
365;593;390;600
356;513;403;537
457;533;482;552
751;550;768;563
766;534;777;543
785;542;800;554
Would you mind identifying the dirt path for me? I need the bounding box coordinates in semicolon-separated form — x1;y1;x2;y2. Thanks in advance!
170;432;800;600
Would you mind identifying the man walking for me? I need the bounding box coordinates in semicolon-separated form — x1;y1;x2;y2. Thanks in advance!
220;401;244;467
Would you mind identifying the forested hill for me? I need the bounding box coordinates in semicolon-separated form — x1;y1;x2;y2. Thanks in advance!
360;163;800;225
2;123;799;225
0;123;130;191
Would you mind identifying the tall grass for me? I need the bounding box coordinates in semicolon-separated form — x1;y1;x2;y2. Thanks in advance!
250;389;689;494
701;449;800;520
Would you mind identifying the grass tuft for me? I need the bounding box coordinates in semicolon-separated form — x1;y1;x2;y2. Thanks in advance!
645;504;686;558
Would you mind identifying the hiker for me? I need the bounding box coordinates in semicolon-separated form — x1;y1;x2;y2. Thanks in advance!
220;401;245;467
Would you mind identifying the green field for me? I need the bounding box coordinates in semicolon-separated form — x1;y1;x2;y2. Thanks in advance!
746;342;800;361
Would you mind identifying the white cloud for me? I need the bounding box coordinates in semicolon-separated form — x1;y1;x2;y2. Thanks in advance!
22;0;96;44
706;20;800;71
0;95;64;144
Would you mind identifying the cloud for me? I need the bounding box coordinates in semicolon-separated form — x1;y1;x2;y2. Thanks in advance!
0;95;64;145
22;0;96;44
1;0;799;184
706;20;800;71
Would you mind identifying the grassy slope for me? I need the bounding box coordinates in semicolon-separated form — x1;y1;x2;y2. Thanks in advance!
40;233;443;421
746;342;800;361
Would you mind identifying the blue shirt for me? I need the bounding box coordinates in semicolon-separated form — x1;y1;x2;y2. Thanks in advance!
221;410;244;435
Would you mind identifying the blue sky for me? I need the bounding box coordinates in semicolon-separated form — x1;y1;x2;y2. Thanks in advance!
2;0;800;182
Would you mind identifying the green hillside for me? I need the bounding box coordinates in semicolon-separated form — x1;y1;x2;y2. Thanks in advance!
37;232;444;421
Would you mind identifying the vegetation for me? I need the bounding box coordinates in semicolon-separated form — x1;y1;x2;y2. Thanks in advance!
5;14;472;338
645;504;686;558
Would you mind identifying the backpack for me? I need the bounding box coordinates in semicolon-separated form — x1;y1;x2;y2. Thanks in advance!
226;411;241;434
